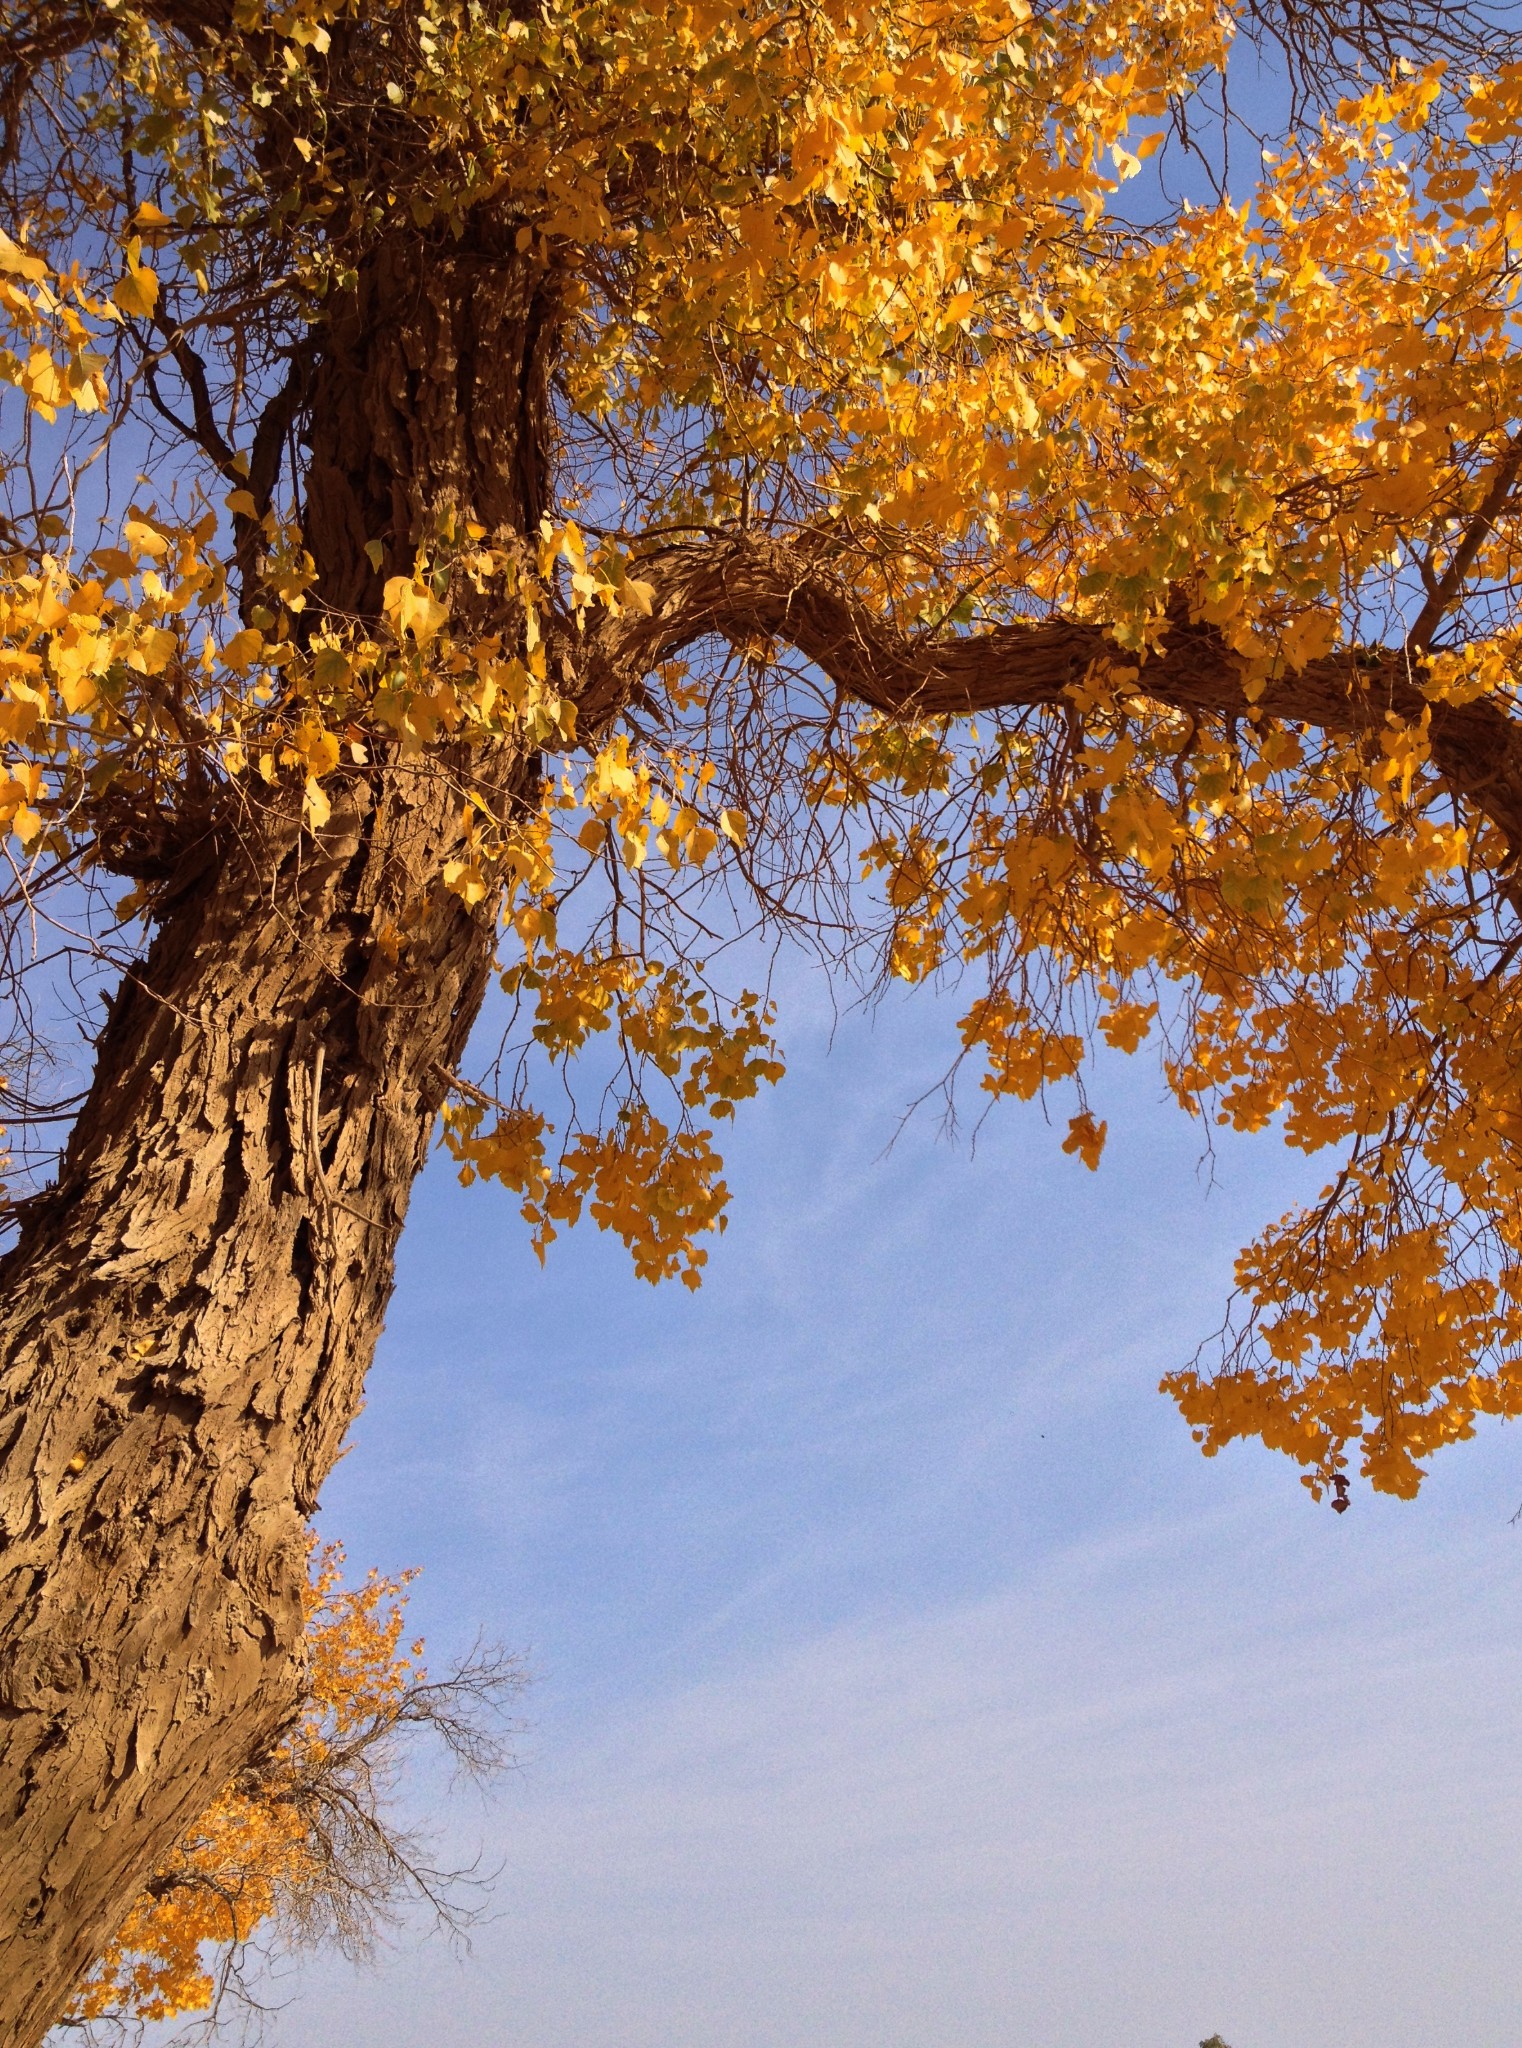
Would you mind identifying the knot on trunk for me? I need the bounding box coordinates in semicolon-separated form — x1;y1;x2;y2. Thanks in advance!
89;785;227;898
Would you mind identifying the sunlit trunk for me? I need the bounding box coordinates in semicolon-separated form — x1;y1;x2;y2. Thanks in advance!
0;230;557;2045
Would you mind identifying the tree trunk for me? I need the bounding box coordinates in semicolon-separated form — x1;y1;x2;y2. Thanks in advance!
0;231;558;2045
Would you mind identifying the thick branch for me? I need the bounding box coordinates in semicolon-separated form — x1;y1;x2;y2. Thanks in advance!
570;536;1522;855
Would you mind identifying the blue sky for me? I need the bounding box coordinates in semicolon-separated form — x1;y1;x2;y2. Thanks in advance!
244;970;1522;2048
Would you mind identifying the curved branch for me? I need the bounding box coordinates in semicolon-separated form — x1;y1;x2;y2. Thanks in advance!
568;536;1522;855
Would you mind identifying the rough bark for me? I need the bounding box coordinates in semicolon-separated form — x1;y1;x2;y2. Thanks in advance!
0;231;555;2048
0;769;515;2044
304;227;558;615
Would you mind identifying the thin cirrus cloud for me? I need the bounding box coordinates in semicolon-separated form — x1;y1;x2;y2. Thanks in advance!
249;983;1522;2048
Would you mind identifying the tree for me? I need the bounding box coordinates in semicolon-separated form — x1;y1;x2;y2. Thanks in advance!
65;1548;521;2037
0;0;1518;2036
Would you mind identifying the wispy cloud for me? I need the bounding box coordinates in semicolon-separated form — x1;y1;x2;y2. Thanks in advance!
269;1497;1522;2048
280;992;1522;2048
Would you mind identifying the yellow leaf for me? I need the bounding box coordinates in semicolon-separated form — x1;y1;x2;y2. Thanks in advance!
443;858;487;905
112;261;159;319
1061;1113;1107;1171
382;576;448;647
294;721;341;776
0;231;47;282
220;628;264;672
130;201;174;246
51;632;107;712
124;518;170;560
133;627;178;674
19;348;63;413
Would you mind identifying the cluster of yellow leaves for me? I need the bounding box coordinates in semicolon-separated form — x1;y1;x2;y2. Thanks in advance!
231;0;1223;253
820;651;1522;1499
0;233;111;422
0;505;613;852
0;424;775;1285
59;0;1248;599
68;1547;421;2028
444;1102;732;1288
0;514;231;855
569;734;745;876
443;967;783;1286
425;712;781;1291
17;0;1522;669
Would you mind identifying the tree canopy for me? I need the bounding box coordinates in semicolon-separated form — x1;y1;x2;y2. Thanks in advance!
5;0;1521;1496
1;0;1521;2032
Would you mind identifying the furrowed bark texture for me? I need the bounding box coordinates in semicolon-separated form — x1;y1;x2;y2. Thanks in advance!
0;232;554;2048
